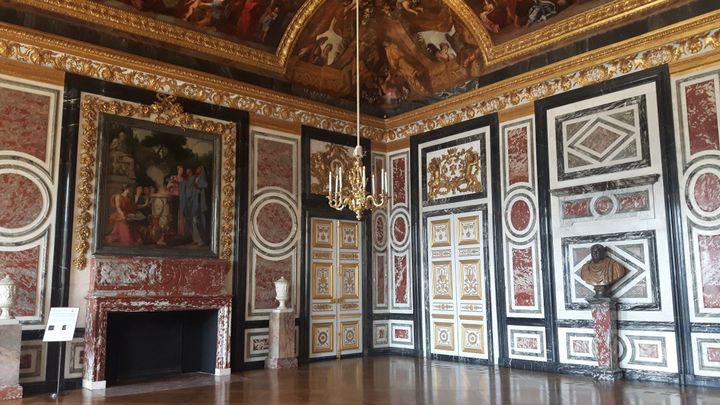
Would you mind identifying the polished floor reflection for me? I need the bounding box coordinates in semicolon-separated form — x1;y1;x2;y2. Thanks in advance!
12;356;720;404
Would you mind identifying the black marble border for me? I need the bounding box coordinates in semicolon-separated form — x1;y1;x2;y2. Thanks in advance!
410;113;500;361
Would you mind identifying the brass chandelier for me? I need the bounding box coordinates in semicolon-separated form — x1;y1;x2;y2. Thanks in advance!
326;0;387;219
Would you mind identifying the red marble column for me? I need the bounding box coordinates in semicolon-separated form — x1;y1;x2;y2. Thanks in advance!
265;309;297;369
587;297;623;381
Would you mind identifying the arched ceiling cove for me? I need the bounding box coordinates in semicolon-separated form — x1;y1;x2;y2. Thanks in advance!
16;0;683;115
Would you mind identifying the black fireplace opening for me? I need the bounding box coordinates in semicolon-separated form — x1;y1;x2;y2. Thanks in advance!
105;310;218;384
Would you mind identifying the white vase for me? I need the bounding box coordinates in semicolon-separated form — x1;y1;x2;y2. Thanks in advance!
274;277;289;310
0;275;17;320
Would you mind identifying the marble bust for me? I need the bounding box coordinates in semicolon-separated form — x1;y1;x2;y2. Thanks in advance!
580;244;628;298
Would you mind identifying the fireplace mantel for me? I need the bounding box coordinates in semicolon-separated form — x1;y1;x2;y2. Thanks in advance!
82;256;232;390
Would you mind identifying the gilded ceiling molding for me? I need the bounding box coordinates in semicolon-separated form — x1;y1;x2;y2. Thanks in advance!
73;94;237;271
381;12;720;141
9;0;324;74
0;22;385;141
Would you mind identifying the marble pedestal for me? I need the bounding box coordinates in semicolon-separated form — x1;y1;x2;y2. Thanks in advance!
587;297;623;382
0;321;23;400
265;308;297;369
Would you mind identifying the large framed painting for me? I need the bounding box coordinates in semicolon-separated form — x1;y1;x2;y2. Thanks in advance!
93;114;220;257
72;93;237;269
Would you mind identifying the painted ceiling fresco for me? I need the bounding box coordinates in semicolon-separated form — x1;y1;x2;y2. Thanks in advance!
100;0;305;51
70;0;678;113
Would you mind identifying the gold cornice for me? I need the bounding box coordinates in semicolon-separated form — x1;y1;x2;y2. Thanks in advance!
276;0;326;66
9;0;325;75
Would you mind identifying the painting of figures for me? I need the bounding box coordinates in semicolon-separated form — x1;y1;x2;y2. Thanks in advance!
93;114;220;257
467;0;610;43
98;0;305;50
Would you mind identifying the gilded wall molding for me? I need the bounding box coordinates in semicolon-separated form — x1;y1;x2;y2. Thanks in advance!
73;94;236;271
9;0;325;75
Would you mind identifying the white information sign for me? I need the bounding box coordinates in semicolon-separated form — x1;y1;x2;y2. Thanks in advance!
43;307;79;342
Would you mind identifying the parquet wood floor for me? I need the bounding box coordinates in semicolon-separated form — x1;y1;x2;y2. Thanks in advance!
10;356;720;404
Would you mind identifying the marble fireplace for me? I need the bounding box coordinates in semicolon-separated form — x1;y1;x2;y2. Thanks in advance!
82;256;232;390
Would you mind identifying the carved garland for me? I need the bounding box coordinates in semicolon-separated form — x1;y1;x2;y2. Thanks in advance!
309;143;354;195
427;147;483;201
73;94;236;271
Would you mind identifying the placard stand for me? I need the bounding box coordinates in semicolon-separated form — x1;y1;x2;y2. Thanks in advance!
43;307;79;399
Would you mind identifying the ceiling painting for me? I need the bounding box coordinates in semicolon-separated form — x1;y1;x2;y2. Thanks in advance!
100;0;305;51
468;0;611;45
15;0;685;115
291;0;483;107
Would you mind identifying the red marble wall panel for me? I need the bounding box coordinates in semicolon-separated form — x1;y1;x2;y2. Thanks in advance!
573;340;590;354
0;247;39;317
517;336;538;350
89;256;226;297
698;234;720;309
256;138;294;192
393;216;407;244
685;79;720;155
256;202;293;244
394;254;408;305
375;215;385;246
254;255;293;310
694;173;720;213
394;328;409;340
638;343;659;359
562;199;591;218
0;173;44;229
511;247;535;307
0;87;50;162
376;255;386;306
709;347;720;362
392;157;406;205
510;200;531;231
507;127;529;185
618;192;650;212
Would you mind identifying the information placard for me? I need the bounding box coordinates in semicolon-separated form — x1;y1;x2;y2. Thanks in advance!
43;307;79;342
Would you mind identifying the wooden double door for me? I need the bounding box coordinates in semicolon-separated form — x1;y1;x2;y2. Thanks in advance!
309;217;363;358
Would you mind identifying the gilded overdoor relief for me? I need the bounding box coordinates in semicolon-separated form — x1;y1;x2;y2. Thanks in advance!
310;218;362;358
427;212;488;359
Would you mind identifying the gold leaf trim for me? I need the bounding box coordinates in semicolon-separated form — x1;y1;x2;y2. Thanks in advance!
73;94;236;270
427;147;483;201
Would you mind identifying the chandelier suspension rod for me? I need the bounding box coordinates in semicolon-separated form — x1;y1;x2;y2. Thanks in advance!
355;0;361;149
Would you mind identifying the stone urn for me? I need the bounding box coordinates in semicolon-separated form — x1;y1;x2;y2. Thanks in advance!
0;275;17;320
274;277;289;310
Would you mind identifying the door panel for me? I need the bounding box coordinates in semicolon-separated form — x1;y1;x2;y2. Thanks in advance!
310;218;362;358
428;211;488;360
